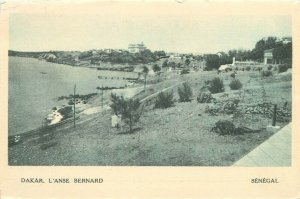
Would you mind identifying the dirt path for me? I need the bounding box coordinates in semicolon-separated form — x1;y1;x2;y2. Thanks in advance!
140;81;186;102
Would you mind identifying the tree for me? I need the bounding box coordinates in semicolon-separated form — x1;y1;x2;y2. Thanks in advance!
185;58;191;66
110;93;143;133
154;51;166;58
228;49;251;61
204;54;220;70
152;64;161;75
169;62;176;69
162;60;168;68
143;66;149;90
152;64;161;81
273;42;292;64
250;36;279;61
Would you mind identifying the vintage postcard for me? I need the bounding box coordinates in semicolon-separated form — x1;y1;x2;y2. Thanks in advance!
0;0;299;198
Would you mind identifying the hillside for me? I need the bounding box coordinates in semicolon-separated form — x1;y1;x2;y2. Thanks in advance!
8;49;168;68
8;67;292;166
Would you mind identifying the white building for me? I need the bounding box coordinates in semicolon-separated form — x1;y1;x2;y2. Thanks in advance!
128;42;147;53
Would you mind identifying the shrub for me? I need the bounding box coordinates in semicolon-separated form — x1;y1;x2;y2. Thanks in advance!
241;68;245;71
267;65;273;70
245;66;251;71
278;64;288;73
180;69;190;75
154;91;175;109
261;70;273;77
222;99;239;114
211;120;235;135
229;79;243;90
110;93;143;133
235;67;239;71
208;77;224;94
205;104;220;116
178;83;193;102
197;92;214;103
230;72;236;78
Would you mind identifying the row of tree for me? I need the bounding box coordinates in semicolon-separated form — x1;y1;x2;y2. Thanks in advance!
203;36;292;70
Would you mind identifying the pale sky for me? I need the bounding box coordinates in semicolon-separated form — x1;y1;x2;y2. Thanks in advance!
9;14;291;54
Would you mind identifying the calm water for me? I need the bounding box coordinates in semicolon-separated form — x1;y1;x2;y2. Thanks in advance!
9;57;136;135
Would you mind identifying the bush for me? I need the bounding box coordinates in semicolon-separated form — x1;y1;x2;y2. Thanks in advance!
211;120;235;135
278;64;288;73
225;68;232;72
57;106;73;119
242;68;245;71
261;70;273;77
178;83;193;102
197;92;214;103
229;79;243;90
245;66;251;71
154;91;175;109
208;77;224;94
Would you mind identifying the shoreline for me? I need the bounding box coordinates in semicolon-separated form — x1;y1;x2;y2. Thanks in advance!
8;56;142;136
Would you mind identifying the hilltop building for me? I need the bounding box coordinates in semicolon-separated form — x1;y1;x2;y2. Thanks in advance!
276;37;292;45
128;42;147;53
263;37;292;65
264;49;274;64
216;52;227;57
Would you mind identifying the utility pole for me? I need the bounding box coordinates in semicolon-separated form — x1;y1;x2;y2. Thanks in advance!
272;104;277;126
144;74;147;90
73;84;76;128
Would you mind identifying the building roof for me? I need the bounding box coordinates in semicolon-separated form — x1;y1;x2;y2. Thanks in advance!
219;64;231;70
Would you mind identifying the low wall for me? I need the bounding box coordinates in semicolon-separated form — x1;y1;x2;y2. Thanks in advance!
8;116;80;147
